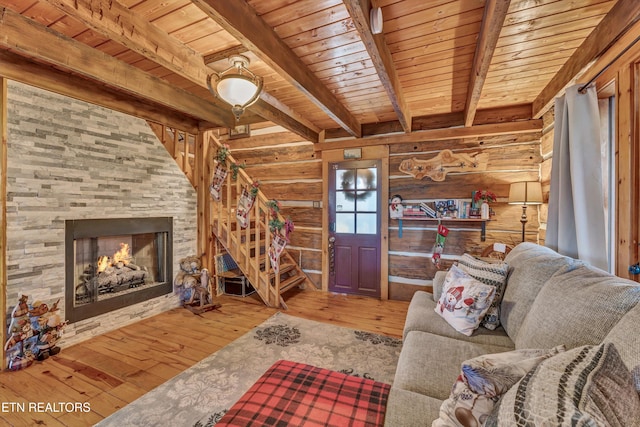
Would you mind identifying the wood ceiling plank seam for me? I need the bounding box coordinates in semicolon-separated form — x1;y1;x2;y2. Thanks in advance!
499;4;613;37
258;0;344;25
381;0;454;20
490;38;585;64
488;48;582;71
390;33;481;63
270;4;351;40
503;0;614;26
382;2;486;34
496;13;611;47
131;0;192;23
282;21;358;50
305;50;372;73
290;31;362;56
493;27;594;55
147;3;210;34
394;44;477;71
386;20;482;54
299;40;368;66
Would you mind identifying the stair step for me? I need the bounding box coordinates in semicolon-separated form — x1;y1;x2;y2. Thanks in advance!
268;263;296;279
277;274;305;293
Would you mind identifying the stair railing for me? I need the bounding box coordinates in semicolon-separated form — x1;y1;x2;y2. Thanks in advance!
207;134;289;307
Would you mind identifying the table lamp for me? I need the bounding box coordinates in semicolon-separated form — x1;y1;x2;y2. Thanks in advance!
508;181;543;242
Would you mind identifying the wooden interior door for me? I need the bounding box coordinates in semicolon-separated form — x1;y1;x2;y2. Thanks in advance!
327;160;381;297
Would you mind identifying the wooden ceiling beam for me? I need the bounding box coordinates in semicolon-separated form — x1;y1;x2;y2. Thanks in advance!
203;45;249;65
343;0;411;133
0;50;202;134
191;0;362;138
40;0;320;143
325;104;533;139
463;0;511;128
317;120;542;151
0;7;236;128
532;0;640;118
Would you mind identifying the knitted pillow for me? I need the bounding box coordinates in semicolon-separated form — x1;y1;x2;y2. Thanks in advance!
433;346;564;427
487;343;640;426
456;254;509;330
435;265;496;336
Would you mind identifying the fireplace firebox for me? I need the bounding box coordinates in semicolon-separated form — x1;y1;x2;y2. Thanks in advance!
65;217;173;323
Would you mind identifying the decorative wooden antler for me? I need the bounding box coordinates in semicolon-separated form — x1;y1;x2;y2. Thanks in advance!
399;149;488;181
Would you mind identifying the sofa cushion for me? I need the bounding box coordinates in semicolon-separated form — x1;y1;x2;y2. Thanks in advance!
383;388;442;427
605;301;640;392
487;343;640;427
433;346;564;427
500;242;580;339
515;263;640;350
435;265;496;336
456;253;509;330
403;291;515;349
393;331;511;401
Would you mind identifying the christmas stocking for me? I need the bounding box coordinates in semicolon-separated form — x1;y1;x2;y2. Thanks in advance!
431;224;449;269
209;163;228;201
236;187;255;228
268;233;287;274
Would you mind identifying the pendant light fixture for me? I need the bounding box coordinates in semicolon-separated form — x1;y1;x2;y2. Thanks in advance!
207;55;263;121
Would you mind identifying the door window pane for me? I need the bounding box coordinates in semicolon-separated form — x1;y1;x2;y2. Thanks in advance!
356;213;377;234
336;213;355;233
357;168;377;190
335;190;355;212
357;191;377;212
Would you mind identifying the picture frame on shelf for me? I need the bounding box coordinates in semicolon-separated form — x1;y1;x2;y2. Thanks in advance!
229;124;250;140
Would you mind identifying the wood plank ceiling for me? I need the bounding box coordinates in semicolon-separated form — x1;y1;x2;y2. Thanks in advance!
0;0;632;143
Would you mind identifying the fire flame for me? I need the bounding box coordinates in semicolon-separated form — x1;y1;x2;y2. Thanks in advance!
96;243;131;273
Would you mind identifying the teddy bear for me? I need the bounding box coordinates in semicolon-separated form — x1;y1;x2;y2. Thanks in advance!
173;255;207;305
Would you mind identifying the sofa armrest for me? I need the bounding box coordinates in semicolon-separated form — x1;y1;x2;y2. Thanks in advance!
432;270;448;302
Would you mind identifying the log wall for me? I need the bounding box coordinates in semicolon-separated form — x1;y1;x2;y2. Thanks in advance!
226;124;544;301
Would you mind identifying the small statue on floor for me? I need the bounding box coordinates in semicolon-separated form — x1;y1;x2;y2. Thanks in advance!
174;257;220;313
4;294;66;370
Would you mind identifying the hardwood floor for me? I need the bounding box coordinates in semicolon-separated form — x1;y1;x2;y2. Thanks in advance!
0;289;409;426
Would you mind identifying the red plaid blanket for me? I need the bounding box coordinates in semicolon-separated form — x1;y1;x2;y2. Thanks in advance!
216;359;390;426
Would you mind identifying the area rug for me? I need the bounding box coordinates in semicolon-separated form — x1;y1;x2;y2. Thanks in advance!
96;312;403;427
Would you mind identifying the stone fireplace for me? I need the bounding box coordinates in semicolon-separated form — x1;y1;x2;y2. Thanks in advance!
65;217;173;323
6;81;197;346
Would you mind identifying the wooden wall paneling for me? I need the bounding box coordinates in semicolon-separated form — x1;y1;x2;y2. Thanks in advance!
616;62;635;278
244;161;322;181
278;207;322;228
258;182;323;201
1;77;7;369
233;144;319;164
389;171;539;200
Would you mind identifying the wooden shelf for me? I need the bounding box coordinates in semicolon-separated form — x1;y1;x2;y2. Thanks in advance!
391;217;490;241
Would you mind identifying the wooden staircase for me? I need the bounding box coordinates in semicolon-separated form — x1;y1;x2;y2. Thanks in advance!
148;122;314;308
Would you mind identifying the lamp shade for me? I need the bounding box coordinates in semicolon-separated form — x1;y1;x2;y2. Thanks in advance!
508;181;543;205
216;76;260;107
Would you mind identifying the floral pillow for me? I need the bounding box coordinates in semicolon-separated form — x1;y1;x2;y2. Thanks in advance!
433;346;565;427
435;265;496;336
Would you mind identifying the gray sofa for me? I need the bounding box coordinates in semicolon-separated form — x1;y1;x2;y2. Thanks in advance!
384;242;640;426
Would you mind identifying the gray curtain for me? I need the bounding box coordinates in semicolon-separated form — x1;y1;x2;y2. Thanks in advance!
546;84;607;270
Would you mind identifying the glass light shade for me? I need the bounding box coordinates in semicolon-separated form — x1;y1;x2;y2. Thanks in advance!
216;75;260;107
508;181;543;205
206;55;263;120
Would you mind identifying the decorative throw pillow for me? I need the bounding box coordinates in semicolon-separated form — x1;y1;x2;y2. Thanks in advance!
486;342;640;427
456;253;509;330
433;346;565;427
435;265;496;336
